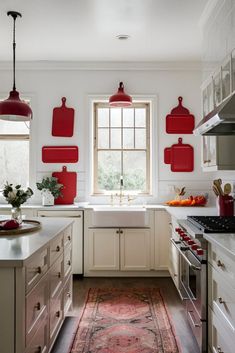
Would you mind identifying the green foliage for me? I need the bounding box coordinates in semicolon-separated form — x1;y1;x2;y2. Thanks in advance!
3;182;33;208
36;177;63;199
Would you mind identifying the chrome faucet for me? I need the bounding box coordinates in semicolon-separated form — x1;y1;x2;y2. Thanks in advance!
115;175;125;205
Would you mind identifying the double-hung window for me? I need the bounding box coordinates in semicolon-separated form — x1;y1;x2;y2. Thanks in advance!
0;119;30;189
93;102;151;194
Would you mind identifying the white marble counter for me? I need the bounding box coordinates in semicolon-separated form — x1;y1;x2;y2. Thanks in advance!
0;218;73;267
165;206;217;219
204;232;235;260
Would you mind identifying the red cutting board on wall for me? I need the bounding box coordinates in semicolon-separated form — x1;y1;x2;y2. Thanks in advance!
164;138;194;172
166;97;195;134
52;166;77;204
42;146;79;163
52;97;75;137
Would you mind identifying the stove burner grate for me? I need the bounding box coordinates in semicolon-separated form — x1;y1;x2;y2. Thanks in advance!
187;216;235;233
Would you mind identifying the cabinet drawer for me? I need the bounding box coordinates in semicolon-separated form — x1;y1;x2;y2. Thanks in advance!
209;308;235;353
50;233;63;266
64;246;72;282
25;247;49;293
49;254;63;300
63;275;72;315
49;288;63;347
211;244;235;290
63;226;72;249
26;274;49;345
26;316;48;353
211;265;235;330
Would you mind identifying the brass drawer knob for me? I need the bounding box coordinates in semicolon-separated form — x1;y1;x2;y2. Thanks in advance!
67;235;71;241
116;230;119;234
218;297;225;304
67;260;71;266
120;230;123;234
36;347;42;353
35;302;41;311
67;292;71;298
56;310;60;318
58;272;61;278
217;260;225;268
56;245;61;252
37;266;42;274
217;347;224;353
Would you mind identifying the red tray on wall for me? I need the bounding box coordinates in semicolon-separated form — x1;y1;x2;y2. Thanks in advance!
42;146;79;163
166;97;195;134
164;137;194;172
52;97;75;137
52;166;77;204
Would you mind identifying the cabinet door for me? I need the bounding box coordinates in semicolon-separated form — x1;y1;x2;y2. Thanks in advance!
37;210;83;274
120;229;151;271
154;211;170;270
169;239;179;289
202;136;217;167
88;228;119;270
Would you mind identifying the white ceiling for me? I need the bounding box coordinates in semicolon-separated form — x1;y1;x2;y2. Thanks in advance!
0;0;208;62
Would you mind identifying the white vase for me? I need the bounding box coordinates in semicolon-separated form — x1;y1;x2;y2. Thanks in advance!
42;190;54;206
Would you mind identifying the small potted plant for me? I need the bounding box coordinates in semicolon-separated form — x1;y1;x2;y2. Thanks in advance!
3;182;34;223
36;177;63;206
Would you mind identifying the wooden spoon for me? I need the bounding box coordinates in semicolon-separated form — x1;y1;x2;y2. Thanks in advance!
224;183;232;195
212;185;219;197
213;179;224;195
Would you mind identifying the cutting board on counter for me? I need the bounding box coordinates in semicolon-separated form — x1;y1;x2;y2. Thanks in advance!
164;137;194;172
52;97;75;137
52;166;77;204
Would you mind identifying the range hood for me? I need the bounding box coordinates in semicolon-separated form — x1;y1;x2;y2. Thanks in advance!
194;93;235;135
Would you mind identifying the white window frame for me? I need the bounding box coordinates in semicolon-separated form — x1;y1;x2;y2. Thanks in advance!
90;98;154;196
0;93;36;193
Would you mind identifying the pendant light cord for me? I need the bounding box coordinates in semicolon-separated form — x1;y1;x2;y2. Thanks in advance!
7;11;22;92
12;14;16;91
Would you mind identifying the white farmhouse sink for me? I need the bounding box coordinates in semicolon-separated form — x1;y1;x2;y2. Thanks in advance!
91;205;148;227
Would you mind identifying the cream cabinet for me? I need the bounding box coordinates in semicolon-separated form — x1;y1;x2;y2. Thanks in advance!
208;242;235;353
168;216;180;290
202;135;235;171
37;210;83;274
154;210;170;270
0;222;73;353
87;228;151;272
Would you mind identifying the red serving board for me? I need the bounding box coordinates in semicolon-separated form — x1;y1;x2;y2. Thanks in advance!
52;166;77;204
166;97;195;134
42;146;79;163
164;138;194;172
52;97;75;137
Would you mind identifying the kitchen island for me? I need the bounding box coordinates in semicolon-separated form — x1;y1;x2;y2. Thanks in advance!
0;217;73;353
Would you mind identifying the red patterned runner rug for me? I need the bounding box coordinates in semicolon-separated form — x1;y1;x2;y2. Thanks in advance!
69;288;181;353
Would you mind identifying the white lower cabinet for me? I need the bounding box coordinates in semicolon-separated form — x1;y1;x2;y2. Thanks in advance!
88;228;151;272
0;224;73;353
208;242;235;353
37;210;83;274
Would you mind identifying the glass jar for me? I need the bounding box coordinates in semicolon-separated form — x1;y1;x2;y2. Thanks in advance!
11;207;22;224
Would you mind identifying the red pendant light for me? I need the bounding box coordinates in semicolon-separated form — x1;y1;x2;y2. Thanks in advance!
0;11;32;121
109;82;132;107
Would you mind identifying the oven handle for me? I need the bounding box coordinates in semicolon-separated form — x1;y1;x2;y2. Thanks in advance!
170;238;201;271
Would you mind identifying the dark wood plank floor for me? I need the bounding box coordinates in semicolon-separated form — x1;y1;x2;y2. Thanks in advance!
51;277;199;353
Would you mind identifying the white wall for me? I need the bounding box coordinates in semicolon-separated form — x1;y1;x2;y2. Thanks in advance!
0;61;215;204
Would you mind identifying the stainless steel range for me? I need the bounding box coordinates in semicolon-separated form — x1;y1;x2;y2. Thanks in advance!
171;216;235;353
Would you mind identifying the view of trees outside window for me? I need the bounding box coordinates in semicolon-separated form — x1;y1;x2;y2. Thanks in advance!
94;103;150;194
0;120;30;189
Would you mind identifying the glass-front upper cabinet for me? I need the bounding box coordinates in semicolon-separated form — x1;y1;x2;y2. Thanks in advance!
202;80;213;117
213;69;222;107
232;49;235;92
221;56;231;100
